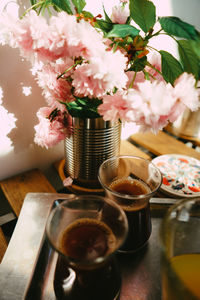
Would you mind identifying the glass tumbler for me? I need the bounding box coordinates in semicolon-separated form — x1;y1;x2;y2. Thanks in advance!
45;195;128;300
98;155;162;253
160;197;200;300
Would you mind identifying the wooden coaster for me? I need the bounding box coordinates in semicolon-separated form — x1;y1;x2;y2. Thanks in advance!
57;159;104;195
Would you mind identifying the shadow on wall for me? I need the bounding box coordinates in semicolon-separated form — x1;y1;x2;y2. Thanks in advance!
0;45;64;181
0;46;40;152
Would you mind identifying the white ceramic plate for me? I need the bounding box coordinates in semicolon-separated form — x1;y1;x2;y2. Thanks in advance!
152;154;200;198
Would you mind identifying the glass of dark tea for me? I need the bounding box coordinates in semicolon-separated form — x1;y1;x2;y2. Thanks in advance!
98;155;162;253
45;195;128;300
160;197;200;300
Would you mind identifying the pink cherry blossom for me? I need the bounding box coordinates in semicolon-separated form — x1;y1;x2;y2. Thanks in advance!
124;79;195;132
73;19;107;58
146;52;164;82
72;51;128;98
124;81;179;132
166;101;186;123
173;72;200;111
49;13;106;59
98;91;131;122
36;59;74;106
99;78;196;133
63;177;73;187
126;71;145;89
34;107;70;148
24;12;69;63
111;4;129;24
72;62;106;98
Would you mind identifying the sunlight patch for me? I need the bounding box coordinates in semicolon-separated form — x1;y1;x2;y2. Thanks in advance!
0;86;17;155
22;86;32;96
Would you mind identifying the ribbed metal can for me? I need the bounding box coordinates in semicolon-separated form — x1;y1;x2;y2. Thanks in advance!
64;117;121;189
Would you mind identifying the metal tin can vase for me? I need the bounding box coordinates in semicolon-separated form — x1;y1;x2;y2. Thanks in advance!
64;117;121;190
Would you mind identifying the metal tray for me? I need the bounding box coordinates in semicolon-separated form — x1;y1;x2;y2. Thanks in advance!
0;193;176;300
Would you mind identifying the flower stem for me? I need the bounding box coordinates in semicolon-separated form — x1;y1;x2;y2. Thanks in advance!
57;58;87;79
21;1;44;17
146;61;163;76
147;45;160;53
129;72;137;89
145;29;163;40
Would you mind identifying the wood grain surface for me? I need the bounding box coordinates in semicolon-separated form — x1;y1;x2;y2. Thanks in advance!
120;140;151;159
0;169;56;217
0;228;7;263
130;131;200;160
0;169;56;262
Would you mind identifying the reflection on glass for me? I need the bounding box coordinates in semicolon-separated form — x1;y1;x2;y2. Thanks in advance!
160;198;200;300
98;155;162;253
46;195;128;300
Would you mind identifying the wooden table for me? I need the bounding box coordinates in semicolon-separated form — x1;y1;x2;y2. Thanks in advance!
0;193;170;300
0;130;200;263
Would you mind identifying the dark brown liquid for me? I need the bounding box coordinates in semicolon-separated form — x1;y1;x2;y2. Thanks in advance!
54;219;121;300
120;203;151;252
109;178;150;196
109;179;151;252
59;218;116;262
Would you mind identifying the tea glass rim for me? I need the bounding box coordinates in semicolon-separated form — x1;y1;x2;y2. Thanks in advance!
98;155;162;200
45;194;128;267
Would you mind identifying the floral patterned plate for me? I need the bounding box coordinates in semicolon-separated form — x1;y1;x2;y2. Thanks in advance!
152;154;200;198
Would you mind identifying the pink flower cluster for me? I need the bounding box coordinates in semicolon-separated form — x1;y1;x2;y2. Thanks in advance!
111;3;129;24
0;6;199;148
99;72;200;132
0;11;128;147
34;107;72;149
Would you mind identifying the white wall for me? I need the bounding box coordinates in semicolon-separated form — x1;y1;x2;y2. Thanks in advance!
171;0;200;30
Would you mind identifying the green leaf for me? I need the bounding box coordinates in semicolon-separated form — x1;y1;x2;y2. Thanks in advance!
189;38;200;59
106;24;140;38
66;98;102;118
30;0;37;5
49;108;59;122
126;16;131;25
129;0;156;33
178;40;199;79
159;17;198;40
96;20;113;33
71;0;86;13
160;50;183;84
128;56;147;72
81;11;94;18
103;5;112;23
51;0;73;14
68;107;100;118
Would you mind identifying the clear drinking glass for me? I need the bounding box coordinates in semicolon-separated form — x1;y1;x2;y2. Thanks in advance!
160;197;200;300
45;195;128;300
98;155;162;253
